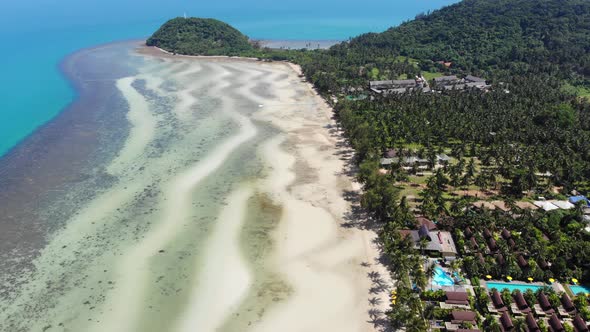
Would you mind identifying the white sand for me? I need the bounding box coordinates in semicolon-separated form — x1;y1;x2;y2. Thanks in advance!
249;61;392;332
109;76;157;174
174;186;253;332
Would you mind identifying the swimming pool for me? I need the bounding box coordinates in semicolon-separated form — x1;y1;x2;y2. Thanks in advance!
487;282;546;293
569;285;590;295
432;266;455;287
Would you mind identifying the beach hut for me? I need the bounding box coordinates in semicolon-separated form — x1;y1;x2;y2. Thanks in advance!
549;314;565;332
500;312;514;330
526;313;541;332
573;314;589;332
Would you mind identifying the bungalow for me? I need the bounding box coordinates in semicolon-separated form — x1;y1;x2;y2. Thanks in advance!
487;237;499;252
464;226;474;238
491;289;509;312
513;291;532;314
476;252;485;265
483;228;493;239
561;293;577;315
548;314;565;332
496;253;506;266
469;237;479;251
537;257;550;270
450;311;477;326
507;238;516;249
526;313;541;332
573;315;589;332
501;228;512;240
517;255;529;269
456;330;481;332
416;216;437;231
537;292;555;315
500;311;514;331
445;291;470;306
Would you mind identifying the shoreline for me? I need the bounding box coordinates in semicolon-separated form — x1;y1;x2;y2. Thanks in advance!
139;45;393;330
0;41;393;331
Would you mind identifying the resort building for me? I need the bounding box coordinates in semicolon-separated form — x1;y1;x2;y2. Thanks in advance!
380;154;451;170
399;225;458;257
432;75;490;91
369;76;430;94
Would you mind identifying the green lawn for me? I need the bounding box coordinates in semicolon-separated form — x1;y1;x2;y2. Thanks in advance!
422;71;443;80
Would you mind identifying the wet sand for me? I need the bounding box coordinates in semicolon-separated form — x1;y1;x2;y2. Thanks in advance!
0;42;392;332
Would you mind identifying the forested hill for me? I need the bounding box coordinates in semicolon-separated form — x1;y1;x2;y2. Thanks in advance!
146;18;254;56
328;0;590;81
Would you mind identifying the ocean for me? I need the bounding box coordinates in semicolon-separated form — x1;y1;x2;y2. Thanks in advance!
0;0;459;157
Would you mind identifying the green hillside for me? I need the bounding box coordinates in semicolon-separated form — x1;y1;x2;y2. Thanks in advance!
146;17;254;56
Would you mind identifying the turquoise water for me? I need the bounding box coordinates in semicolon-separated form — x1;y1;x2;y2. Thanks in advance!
0;0;459;157
569;285;590;295
487;282;546;293
433;266;455;287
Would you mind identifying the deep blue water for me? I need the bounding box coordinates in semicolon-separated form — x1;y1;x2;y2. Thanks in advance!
0;0;459;157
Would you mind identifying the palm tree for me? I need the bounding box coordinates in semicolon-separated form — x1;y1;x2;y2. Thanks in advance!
426;262;436;290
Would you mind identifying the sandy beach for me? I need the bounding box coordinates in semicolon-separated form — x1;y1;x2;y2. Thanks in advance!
141;45;394;331
0;42;392;332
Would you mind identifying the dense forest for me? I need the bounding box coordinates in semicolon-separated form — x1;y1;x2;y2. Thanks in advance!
300;0;590;91
146;18;254;55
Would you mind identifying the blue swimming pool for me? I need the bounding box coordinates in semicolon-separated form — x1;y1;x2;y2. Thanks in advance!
569;285;590;295
433;266;455;287
487;282;546;293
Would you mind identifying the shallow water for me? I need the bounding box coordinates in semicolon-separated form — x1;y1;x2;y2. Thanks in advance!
0;42;292;332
